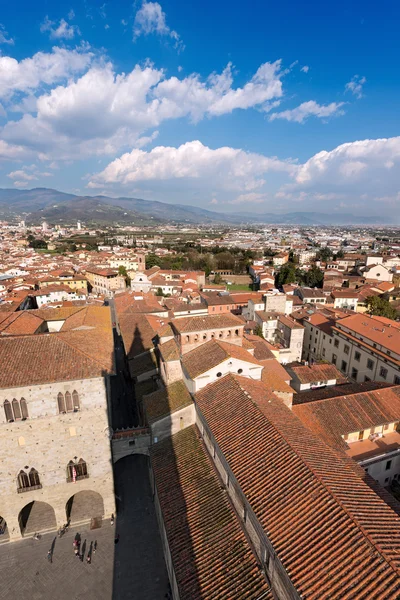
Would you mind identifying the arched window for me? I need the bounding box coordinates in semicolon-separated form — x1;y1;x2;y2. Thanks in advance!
235;329;239;336
186;335;190;343
65;392;72;412
20;398;28;420
17;468;41;492
29;469;40;487
57;392;66;414
72;391;80;411
18;470;29;489
12;399;21;420
4;400;13;422
67;458;88;482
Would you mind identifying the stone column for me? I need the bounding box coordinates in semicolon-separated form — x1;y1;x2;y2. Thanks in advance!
6;514;22;542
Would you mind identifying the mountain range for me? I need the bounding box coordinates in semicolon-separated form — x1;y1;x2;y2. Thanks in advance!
0;187;388;226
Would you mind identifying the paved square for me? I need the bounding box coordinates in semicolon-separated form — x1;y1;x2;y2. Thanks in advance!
0;455;170;600
0;523;115;600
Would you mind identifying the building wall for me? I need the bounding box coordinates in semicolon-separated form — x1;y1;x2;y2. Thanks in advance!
265;294;286;314
360;450;400;487
160;359;183;386
183;358;263;394
328;330;400;385
178;327;243;355
150;404;196;443
0;377;115;540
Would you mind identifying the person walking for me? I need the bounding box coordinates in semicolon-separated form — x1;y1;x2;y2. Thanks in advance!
47;550;52;563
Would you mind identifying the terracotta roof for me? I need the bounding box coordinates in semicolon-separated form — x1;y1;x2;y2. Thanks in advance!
159;338;180;362
195;374;400;599
182;339;261;379
261;360;293;393
288;362;344;384
151;426;271;600
119;314;157;359
0;311;44;335
334;313;400;355
331;290;359;298
171;313;243;334
244;334;276;360
144;380;193;424
200;292;235;306
129;350;158;378
0;331;113;389
292;381;394;404
293;386;400;451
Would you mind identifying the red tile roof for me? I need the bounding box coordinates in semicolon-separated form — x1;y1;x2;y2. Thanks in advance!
151;426;271;600
293;386;400;451
182;339;262;379
195;374;400;599
171;313;243;334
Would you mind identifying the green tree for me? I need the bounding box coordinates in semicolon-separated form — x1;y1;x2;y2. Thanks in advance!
118;265;131;286
254;324;264;338
303;265;324;288
29;238;47;249
275;263;297;288
213;273;223;284
145;254;161;269
316;247;332;262
366;296;397;320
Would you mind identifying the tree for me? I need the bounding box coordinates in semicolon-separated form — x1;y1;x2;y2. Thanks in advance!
365;296;397;320
275;263;297;288
316;247;332;262
254;324;264;338
303;265;324;288
334;249;345;259
29;238;47;249
145;254;161;269
213;273;223;284
118;265;131;286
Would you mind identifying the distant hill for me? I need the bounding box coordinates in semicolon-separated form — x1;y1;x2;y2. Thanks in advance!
0;187;389;226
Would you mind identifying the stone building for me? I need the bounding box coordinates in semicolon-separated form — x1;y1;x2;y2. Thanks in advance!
0;306;116;542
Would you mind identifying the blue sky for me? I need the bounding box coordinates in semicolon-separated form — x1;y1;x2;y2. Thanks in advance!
0;0;399;216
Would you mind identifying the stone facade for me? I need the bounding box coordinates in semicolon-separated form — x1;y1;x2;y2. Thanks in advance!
0;377;115;541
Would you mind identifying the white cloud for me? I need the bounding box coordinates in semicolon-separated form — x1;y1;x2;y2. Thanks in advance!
88;140;295;193
0;24;14;45
68;9;75;20
40;16;80;40
300;65;309;73
229;192;268;204
0;46;92;100
294;137;400;186
7;166;54;186
8;169;37;181
345;75;366;99
0;140;29;161
269;100;345;123
2;60;285;158
133;1;184;52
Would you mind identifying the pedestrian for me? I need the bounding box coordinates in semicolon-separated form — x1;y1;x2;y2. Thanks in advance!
114;533;120;544
111;513;114;525
47;550;52;563
94;541;97;554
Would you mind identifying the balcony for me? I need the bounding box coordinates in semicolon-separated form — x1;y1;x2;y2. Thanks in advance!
17;484;42;494
66;474;89;483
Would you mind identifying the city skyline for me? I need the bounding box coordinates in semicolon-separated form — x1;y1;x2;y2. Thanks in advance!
0;0;399;216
